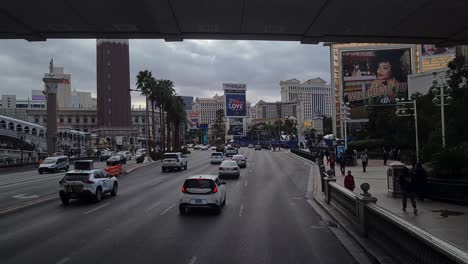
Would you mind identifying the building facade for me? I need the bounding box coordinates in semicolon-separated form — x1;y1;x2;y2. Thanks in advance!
193;94;225;127
43;66;72;108
255;100;303;122
280;78;332;120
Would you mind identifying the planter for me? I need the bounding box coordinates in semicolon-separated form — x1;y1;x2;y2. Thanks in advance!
426;177;468;204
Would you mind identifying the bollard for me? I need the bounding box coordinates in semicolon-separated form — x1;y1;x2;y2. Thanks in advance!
356;183;378;237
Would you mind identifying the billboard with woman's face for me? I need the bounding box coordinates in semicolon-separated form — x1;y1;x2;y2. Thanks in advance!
341;48;412;118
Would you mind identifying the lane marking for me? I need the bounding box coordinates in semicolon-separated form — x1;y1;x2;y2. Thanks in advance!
13;193;39;199
160;203;176;216
56;257;70;264
245;180;248;187
146;201;161;212
0;193;57;216
239;204;244;217
84;202;111;215
150;179;164;186
292;197;302;200
188;256;197;264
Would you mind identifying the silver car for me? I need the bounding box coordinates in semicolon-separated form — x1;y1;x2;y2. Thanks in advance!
219;160;240;179
231;154;247;168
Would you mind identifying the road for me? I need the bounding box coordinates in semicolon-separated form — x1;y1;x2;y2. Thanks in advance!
0;159;135;210
0;149;355;264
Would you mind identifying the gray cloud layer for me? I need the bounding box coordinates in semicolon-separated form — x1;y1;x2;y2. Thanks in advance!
0;39;330;106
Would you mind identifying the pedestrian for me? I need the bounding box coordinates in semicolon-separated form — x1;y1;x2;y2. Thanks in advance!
339;154;346;176
399;166;418;214
413;163;427;201
383;149;388;166
361;151;368;173
325;149;330;163
329;154;336;175
344;170;355;192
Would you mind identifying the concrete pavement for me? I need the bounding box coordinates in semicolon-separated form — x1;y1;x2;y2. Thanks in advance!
331;159;468;252
0;148;356;264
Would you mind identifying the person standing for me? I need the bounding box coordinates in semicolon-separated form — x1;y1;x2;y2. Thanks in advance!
399;166;418;214
344;170;355;192
361;151;368;173
339;154;346;176
383;149;388;166
413;163;427;201
329;154;336;175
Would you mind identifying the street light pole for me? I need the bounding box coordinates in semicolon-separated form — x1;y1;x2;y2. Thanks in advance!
340;102;350;150
396;98;419;163
431;70;453;149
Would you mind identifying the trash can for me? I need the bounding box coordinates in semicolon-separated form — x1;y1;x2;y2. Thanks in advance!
387;161;407;197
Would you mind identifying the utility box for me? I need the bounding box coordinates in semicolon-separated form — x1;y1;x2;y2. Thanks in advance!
387;161;407;197
74;160;94;170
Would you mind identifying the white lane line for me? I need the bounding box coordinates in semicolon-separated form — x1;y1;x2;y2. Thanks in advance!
151;178;164;186
146;201;161;212
84;202;111;215
160;203;176;216
56;257;70;264
239;204;244;217
245;179;248;187
188;256;197;264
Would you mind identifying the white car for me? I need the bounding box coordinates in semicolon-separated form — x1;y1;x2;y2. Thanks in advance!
210;146;217;151
200;145;209;150
161;152;188;172
210;152;224;164
187;144;194;148
59;169;118;204
219;160;240;179
38;156;69;174
179;175;226;215
117;151;131;160
232;154;247;168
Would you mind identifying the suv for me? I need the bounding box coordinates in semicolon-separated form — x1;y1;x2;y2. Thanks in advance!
179;175;226;215
210;152;224;164
162;152;188;172
100;150;114;161
38;156;69;174
225;147;238;157
255;145;262;151
59;169;118;204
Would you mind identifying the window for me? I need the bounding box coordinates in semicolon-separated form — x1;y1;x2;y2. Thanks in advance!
83;118;88;123
75;117;80;123
59;117;64;123
91;118;96;123
34;116;39;123
107;73;111;79
108;98;111;102
43;117;47;123
134;118;139;123
142;118;145;123
68;117;72;123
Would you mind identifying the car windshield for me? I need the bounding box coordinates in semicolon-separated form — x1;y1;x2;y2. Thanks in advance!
64;173;90;181
184;179;214;189
42;158;58;164
163;154;178;159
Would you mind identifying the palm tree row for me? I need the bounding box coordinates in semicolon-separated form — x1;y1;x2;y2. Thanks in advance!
136;70;187;154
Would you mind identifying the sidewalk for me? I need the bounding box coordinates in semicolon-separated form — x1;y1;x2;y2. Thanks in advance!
329;158;468;252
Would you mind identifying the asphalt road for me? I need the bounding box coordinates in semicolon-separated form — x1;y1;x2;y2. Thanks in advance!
0;160;134;210
0;148;355;264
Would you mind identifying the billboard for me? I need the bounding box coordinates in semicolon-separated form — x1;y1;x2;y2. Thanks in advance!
187;111;200;129
225;93;247;117
421;45;455;58
228;118;244;136
341;47;412;118
223;83;246;90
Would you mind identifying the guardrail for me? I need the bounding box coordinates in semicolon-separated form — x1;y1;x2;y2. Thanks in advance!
290;148;317;161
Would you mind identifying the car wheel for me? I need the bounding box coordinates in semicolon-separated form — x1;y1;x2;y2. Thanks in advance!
214;205;221;215
111;183;118;196
179;205;186;215
222;195;226;206
162;167;166;172
94;188;102;203
65;166;69;171
54;168;59;173
60;195;69;205
184;164;188;170
39;170;43;175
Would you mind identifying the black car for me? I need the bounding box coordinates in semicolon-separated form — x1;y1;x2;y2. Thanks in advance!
106;155;127;166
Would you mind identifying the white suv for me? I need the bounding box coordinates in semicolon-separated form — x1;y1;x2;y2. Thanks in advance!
59;169;118;205
179;175;226;215
210;152;224;164
161;152;188;172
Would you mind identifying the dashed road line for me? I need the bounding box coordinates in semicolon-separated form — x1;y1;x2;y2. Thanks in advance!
151;179;164;186
146;201;161;212
239;204;244;217
245;179;248;187
188;256;197;264
56;257;70;264
160;203;176;216
84;202;111;215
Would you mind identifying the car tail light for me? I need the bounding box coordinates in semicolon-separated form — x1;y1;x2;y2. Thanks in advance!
212;186;218;193
219;167;224;171
82;180;94;184
182;186;186;193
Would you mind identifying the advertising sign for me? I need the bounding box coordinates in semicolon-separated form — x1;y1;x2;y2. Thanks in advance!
225;93;247;117
223;83;246;90
341;47;412;118
421;45;455;58
228;118;244;136
187;111;200;129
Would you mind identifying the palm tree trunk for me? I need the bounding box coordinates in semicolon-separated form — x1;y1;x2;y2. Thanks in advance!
159;107;164;151
174;123;180;149
151;100;156;152
166;114;171;151
145;98;150;155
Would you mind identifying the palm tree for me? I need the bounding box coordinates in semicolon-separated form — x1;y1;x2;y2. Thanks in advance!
168;96;186;150
159;80;175;151
147;77;158;152
136;70;153;155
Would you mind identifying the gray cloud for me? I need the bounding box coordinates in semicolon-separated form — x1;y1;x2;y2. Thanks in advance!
0;39;330;107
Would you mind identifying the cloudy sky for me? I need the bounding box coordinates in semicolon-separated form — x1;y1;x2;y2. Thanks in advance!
0;39;330;107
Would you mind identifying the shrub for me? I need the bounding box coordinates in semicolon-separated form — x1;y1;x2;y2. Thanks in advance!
432;145;468;179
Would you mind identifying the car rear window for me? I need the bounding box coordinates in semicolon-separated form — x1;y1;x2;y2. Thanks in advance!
222;161;237;166
64;173;90;181
163;154;178;159
184;179;214;189
232;155;243;160
211;153;222;157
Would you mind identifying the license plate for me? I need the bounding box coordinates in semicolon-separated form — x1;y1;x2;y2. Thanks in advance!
195;199;202;203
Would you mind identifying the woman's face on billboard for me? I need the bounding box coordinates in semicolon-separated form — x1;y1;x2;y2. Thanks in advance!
377;61;393;80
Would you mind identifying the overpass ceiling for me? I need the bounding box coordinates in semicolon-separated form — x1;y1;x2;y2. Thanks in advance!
1;0;467;45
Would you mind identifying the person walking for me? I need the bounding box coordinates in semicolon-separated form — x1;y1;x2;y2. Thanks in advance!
399;166;418;215
383;149;388;166
339;154;346;176
413;163;427;201
344;170;355;192
328;154;336;175
361;151;368;173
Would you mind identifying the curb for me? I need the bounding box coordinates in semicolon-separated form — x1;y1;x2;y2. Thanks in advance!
124;160;160;174
0;193;57;217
